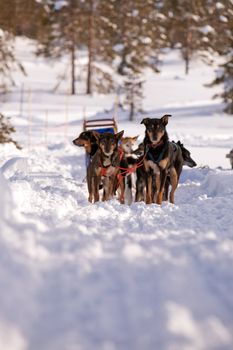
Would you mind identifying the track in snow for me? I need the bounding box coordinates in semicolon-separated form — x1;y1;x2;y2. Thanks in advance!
1;143;233;350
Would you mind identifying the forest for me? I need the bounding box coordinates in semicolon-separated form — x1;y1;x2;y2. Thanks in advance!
0;0;232;116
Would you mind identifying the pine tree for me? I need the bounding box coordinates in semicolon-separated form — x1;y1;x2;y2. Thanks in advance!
114;0;165;76
204;0;233;114
162;0;211;74
37;0;118;95
213;55;233;114
0;113;21;149
113;0;167;119
0;1;23;91
37;0;83;95
80;0;118;94
123;74;145;121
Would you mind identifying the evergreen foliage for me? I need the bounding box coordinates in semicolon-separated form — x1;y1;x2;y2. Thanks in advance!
0;0;232;114
0;113;21;149
123;74;145;121
205;0;233;114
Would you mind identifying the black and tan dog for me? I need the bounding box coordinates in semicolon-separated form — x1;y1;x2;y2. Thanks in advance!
177;141;197;168
163;141;197;201
87;131;124;203
140;114;179;205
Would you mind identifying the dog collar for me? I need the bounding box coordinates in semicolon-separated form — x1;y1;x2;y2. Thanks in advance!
148;140;164;149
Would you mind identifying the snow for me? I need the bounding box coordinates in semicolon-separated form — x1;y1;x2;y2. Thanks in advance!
216;2;225;10
1;38;233;350
199;25;215;35
219;15;228;23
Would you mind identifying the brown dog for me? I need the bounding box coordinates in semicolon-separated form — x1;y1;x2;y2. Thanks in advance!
163;141;197;201
141;115;179;204
87;131;124;203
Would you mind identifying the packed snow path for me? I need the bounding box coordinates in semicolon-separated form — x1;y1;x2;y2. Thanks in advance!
1;143;233;350
1;38;233;349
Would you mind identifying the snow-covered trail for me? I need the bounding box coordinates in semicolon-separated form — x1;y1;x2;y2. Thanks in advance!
1;38;233;349
1;143;233;350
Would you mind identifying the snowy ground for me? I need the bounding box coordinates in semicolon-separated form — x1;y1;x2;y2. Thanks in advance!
0;38;233;350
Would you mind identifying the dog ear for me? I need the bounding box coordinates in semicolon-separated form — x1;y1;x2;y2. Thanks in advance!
92;131;100;141
140;118;150;125
133;135;139;142
116;130;124;140
178;141;183;147
161;114;172;126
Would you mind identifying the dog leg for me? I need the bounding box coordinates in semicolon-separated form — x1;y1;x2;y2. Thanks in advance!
146;175;153;204
169;167;178;204
108;177;115;201
118;177;125;204
102;178;108;201
156;170;167;205
163;177;169;201
135;178;143;202
125;174;133;205
88;180;93;203
154;174;160;203
93;176;100;202
87;169;93;203
103;177;114;201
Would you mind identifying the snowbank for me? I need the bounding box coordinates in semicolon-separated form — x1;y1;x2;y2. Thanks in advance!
201;170;233;197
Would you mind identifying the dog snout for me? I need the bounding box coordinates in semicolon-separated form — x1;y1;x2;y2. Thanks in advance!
185;159;197;167
73;138;83;146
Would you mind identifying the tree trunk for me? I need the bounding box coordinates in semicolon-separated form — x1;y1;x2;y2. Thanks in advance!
87;0;94;95
129;101;134;121
185;53;189;75
185;31;192;75
71;43;75;95
118;52;127;75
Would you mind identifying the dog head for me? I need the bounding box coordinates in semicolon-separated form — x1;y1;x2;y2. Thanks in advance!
226;149;233;159
177;141;197;168
141;115;171;145
72;131;97;153
93;130;124;156
121;136;139;154
133;142;144;157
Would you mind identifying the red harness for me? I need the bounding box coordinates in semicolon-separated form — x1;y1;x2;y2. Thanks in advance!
100;146;148;185
100;167;108;177
116;147;148;183
100;148;124;177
